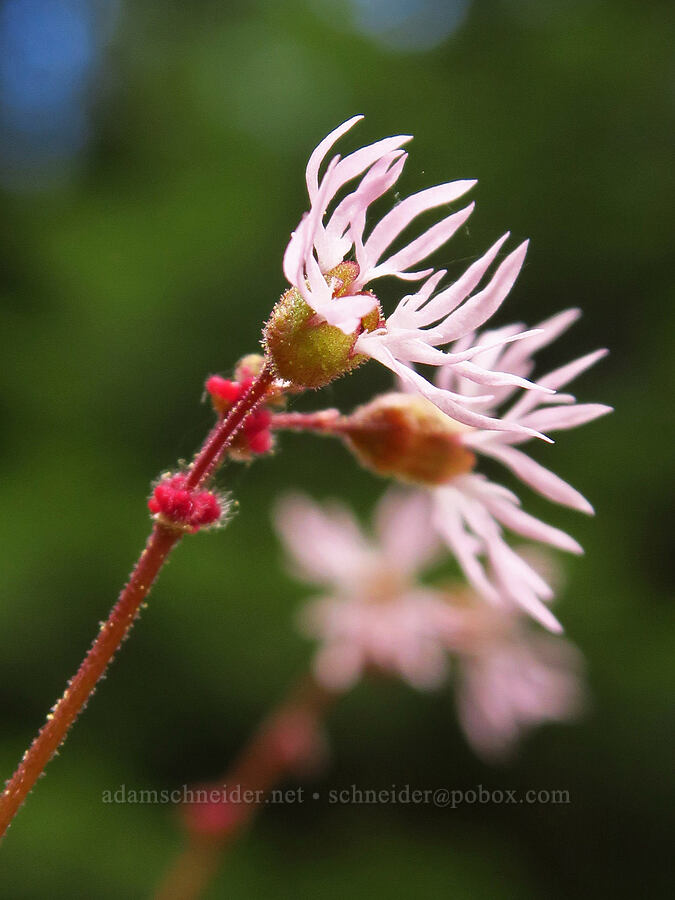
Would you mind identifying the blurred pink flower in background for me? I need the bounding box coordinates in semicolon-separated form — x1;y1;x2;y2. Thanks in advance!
275;490;453;690
443;594;584;759
275;490;584;758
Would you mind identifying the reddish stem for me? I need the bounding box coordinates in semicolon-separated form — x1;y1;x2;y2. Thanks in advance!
270;409;347;434
154;676;335;900
0;522;179;839
0;364;276;840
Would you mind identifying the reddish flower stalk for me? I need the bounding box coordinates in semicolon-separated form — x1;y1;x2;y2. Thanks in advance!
270;409;347;434
0;364;275;839
155;676;335;900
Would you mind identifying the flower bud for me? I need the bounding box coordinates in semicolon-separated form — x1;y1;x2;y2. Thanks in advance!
234;353;266;382
263;263;382;389
148;472;228;533
343;393;476;485
205;375;242;414
205;363;281;459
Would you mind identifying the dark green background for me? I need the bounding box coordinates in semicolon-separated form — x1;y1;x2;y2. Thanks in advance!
1;1;673;896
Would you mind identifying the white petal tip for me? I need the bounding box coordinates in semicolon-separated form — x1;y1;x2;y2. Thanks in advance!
388;134;414;148
570;494;595;515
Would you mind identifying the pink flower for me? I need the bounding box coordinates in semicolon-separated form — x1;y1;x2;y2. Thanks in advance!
274;490;454;690
425;310;612;630
283;116;552;435
444;597;583;760
275;490;583;758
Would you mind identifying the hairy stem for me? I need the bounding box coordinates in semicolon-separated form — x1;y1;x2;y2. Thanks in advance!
0;364;276;839
154;676;335;900
270;409;347;434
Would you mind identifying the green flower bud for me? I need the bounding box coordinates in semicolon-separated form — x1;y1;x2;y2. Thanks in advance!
263;263;382;389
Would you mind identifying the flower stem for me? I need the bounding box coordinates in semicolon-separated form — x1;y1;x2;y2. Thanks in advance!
270;409;346;434
0;522;179;839
154;675;335;900
0;363;276;839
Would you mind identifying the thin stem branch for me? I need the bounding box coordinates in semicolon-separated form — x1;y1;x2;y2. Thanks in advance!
0;363;276;839
270;409;347;434
154;675;335;900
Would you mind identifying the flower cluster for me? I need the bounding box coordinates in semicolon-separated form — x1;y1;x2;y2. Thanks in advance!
259;117;610;757
265;115;551;437
162;116;609;759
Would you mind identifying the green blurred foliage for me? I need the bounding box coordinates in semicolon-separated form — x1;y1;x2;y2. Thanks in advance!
0;0;673;896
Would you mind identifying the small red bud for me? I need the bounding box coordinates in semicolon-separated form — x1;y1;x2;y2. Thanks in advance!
206;375;242;413
247;427;273;455
206;373;276;458
148;473;224;533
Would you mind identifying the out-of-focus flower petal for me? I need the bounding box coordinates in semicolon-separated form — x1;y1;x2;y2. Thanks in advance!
373;489;439;575
455;630;583;759
274;493;375;587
